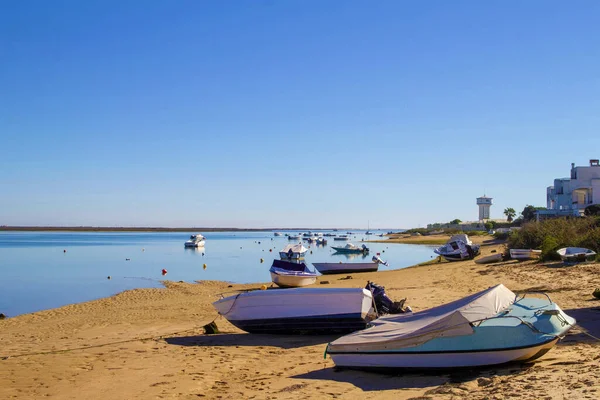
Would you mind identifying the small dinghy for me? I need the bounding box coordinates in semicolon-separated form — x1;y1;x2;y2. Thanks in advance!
332;243;370;254
475;253;503;264
325;284;575;369
434;234;480;261
213;288;376;334
279;243;308;260
510;249;542;260
556;247;597;263
269;260;317;288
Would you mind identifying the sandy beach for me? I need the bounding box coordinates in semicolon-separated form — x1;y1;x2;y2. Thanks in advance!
2;238;599;399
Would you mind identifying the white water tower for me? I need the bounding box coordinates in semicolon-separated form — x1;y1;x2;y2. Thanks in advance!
477;195;492;221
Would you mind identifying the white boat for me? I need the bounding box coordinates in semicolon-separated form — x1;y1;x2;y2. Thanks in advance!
475;253;503;264
334;235;350;241
274;232;283;237
332;243;370;254
316;237;327;245
434;234;480;261
510;249;542;260
326;284;575;369
556;247;597;263
184;234;205;248
213;288;376;334
279;243;308;260
269;260;317;288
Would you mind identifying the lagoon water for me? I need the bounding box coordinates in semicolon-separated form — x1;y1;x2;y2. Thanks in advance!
0;231;435;317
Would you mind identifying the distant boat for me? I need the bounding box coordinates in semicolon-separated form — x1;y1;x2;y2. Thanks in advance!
274;232;282;237
279;243;308;260
288;235;301;240
509;249;542;260
434;234;480;261
332;243;370;254
269;260;317;288
333;235;350;241
212;288;376;334
184;234;205;248
313;261;379;274
556;247;597;263
316;237;327;245
325;284;575;369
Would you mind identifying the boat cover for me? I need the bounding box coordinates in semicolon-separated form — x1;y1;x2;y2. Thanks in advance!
280;244;308;253
328;284;516;352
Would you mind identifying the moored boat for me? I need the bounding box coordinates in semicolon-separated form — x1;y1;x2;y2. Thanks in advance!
184;234;206;248
279;243;308;260
556;247;597;263
334;235;350;241
332;243;369;254
313;256;385;274
269;260;317;288
509;249;542;260
212;288;376;334
326;284;575;369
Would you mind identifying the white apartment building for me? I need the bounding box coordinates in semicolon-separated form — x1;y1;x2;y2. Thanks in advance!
540;159;600;218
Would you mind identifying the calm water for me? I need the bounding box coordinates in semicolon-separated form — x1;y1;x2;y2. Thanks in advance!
0;231;435;317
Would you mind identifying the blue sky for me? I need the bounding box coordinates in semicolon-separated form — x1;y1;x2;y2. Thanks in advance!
1;1;599;228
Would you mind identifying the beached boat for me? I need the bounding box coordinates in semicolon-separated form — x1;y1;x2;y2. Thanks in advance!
269;260;317;288
509;249;542;260
279;243;308;260
212;288;376;334
556;247;597;263
332;243;370;254
184;234;205;248
326;284;575;369
334;235;350;241
312;262;379;274
475;253;503;264
434;234;480;261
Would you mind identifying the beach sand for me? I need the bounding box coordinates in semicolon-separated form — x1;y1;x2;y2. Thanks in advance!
1;239;599;399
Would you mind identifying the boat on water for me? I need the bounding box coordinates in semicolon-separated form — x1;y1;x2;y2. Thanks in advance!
434;234;480;261
332;243;370;254
334;235;350;241
326;284;575;369
510;249;542;260
212;287;376;334
184;234;205;248
274;232;283;237
269;260;317;288
556;247;597;263
316;237;327;245
279;243;308;260
288;235;301;240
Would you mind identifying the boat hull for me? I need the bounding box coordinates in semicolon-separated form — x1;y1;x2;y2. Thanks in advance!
270;271;317;288
331;247;368;254
213;288;374;334
510;249;542;260
184;241;205;247
313;262;379;274
328;338;558;369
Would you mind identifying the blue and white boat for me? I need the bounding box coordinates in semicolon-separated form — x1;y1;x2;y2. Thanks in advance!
269;260;317;288
184;234;205;248
434;234;480;261
331;243;369;254
279;243;308;260
213;288;376;334
326;284;575;369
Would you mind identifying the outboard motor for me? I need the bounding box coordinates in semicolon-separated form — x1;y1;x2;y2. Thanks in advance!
365;281;407;315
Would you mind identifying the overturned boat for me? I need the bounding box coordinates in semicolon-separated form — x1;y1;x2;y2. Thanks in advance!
434;234;480;261
313;256;387;275
213;288;376;334
269;260;317;288
326;284;575;369
557;247;597;264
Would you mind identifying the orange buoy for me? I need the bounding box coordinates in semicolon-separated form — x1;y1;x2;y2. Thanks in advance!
161;268;167;276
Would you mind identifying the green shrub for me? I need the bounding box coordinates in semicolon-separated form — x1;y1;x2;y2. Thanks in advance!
508;217;600;261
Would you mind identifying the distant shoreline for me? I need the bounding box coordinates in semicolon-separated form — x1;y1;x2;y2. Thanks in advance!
0;226;394;232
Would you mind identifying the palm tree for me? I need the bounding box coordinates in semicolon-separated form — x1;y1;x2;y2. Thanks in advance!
504;207;516;222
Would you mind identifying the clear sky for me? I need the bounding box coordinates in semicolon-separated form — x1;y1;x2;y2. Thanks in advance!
1;1;599;229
